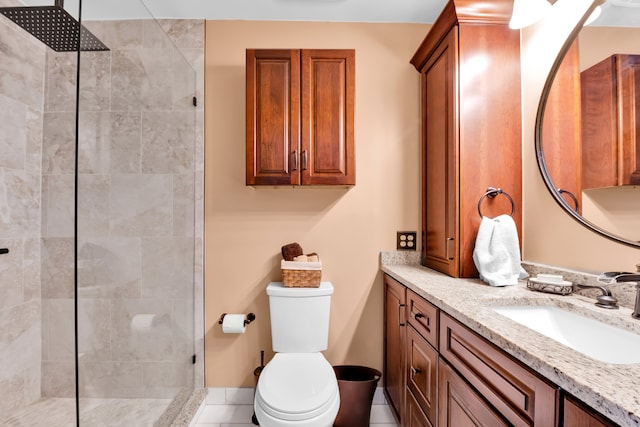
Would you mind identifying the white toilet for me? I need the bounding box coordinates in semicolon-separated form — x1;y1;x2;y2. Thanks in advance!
254;282;340;427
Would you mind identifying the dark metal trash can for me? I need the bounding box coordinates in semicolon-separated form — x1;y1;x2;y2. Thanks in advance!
333;365;382;427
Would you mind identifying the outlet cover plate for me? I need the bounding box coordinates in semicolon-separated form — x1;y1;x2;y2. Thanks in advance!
397;231;417;251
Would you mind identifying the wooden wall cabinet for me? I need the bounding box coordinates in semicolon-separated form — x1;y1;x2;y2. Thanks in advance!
410;0;523;278
384;275;407;423
246;49;355;186
581;54;640;189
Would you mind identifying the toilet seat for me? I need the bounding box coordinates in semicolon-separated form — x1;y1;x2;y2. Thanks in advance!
255;353;339;422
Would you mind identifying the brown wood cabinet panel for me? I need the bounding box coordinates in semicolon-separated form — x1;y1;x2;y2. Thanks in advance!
421;28;458;277
384;274;406;424
439;358;510;427
439;312;557;426
412;0;522;278
246;49;300;186
407;325;438;425
542;41;583;213
246;49;355;186
407;386;434;427
564;396;618;427
582;54;640;188
407;289;439;349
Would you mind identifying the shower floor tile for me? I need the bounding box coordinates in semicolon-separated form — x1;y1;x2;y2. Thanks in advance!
2;397;172;427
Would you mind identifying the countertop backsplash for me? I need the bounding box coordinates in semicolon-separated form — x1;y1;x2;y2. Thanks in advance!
380;252;637;309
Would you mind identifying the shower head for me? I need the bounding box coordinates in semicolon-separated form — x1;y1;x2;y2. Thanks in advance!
0;0;109;52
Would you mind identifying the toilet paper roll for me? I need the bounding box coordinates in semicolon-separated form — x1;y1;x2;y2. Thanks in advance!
222;314;246;334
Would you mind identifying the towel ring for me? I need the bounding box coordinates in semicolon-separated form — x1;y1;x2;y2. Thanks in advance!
477;187;515;218
557;188;579;213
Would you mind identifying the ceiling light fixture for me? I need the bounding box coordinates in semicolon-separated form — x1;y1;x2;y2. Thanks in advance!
509;0;552;29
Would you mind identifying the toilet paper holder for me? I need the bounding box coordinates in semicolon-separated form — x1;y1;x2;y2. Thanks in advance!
218;312;256;326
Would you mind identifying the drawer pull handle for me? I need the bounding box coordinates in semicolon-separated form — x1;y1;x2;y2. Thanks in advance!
414;312;430;327
411;366;421;376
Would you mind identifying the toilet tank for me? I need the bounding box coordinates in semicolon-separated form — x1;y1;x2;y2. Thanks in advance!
267;282;334;352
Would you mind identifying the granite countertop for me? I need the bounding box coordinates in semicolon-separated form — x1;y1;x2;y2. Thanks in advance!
381;262;640;427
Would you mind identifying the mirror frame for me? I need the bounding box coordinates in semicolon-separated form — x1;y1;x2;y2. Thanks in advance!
534;0;640;249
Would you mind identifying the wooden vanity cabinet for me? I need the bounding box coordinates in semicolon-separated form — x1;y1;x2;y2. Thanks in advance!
384;275;406;423
581;54;640;188
410;0;523;278
564;395;618;427
246;49;355;186
383;274;622;427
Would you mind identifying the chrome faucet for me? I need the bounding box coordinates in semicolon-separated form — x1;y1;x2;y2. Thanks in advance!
598;272;640;318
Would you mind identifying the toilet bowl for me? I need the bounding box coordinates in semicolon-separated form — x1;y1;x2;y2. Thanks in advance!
254;353;339;427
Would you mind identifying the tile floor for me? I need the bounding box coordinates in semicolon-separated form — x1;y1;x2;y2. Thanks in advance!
189;387;398;427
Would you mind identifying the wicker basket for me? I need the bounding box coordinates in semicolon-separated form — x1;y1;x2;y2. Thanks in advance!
281;260;322;288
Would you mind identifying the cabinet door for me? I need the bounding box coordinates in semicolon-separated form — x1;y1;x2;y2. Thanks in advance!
384;275;406;424
438;358;510;427
406;325;438;425
246;49;300;185
300;49;355;185
406;387;434;427
421;29;458;277
564;396;618;427
542;41;582;213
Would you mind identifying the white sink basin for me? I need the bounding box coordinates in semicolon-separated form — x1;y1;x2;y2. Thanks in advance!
492;305;640;364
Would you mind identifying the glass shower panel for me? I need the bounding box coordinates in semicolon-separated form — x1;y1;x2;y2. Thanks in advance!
75;1;197;424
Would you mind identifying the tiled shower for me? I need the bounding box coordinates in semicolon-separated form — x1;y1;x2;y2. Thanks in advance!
0;0;204;424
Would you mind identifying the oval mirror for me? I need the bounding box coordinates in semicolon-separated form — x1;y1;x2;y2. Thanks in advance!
537;0;640;248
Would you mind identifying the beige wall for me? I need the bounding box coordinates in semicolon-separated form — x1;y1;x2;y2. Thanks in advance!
204;21;427;386
522;18;640;272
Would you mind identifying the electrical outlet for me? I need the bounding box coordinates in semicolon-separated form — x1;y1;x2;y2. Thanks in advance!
397;231;417;250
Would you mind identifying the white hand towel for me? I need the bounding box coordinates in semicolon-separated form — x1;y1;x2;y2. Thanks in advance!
472;214;528;287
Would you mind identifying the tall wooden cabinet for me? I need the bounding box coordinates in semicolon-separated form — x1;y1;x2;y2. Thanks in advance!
410;0;523;278
581;54;640;188
541;41;583;213
246;49;355;186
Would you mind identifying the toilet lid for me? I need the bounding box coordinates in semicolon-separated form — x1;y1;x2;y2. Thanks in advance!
256;353;338;420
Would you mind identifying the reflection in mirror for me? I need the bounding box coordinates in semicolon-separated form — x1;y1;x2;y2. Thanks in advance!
539;0;640;247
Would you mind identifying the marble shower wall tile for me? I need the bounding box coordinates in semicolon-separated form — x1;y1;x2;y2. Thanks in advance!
0;11;45;419
77;237;142;298
0;169;41;239
37;18;205;401
111;48;173;111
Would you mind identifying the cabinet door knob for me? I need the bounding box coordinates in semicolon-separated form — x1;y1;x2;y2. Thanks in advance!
411;366;422;376
291;150;298;171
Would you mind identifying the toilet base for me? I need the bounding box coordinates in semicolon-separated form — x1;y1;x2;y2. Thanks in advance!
254;391;339;427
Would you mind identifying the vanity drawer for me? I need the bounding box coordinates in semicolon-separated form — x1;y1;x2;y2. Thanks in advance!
439;313;557;426
407;324;438;425
407;289;439;349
